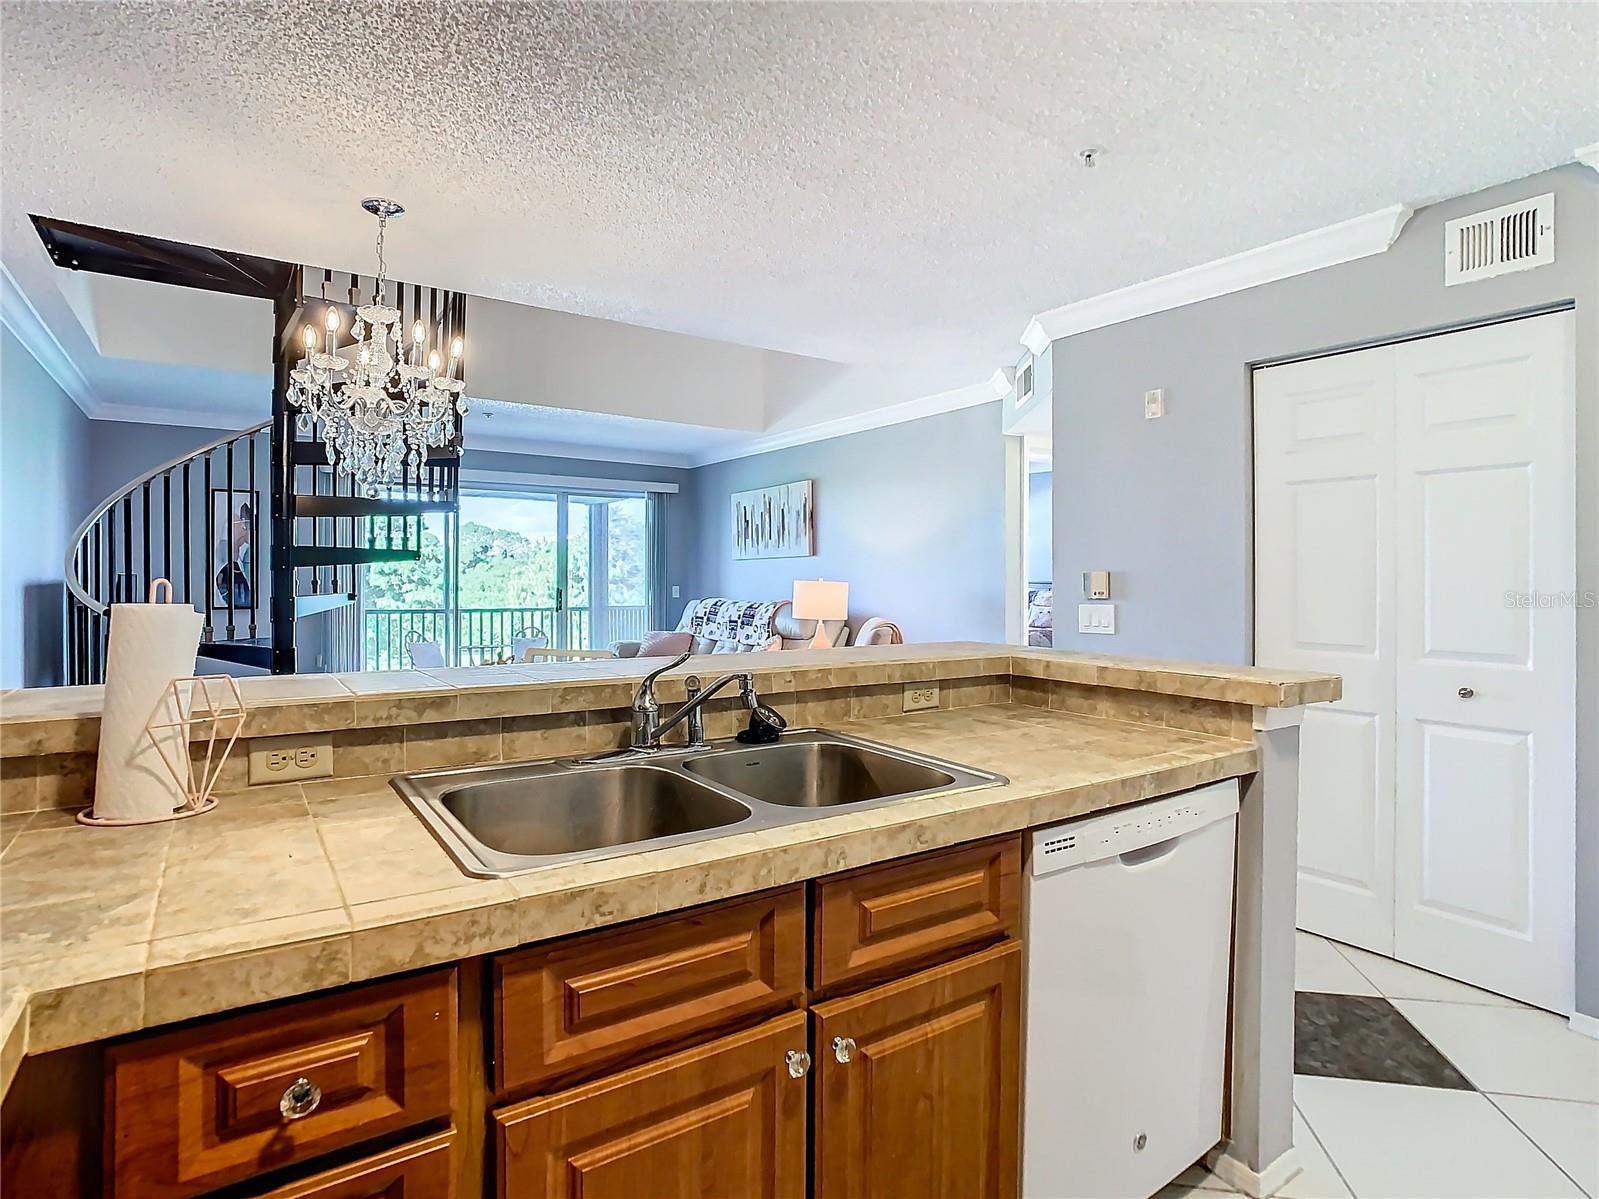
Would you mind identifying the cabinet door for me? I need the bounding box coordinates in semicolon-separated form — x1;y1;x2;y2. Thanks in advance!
495;1012;807;1199
812;941;1020;1199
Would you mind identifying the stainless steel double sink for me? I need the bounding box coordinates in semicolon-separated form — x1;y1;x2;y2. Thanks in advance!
392;729;1006;878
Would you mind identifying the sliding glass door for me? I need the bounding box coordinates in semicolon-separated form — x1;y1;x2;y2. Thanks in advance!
361;484;656;668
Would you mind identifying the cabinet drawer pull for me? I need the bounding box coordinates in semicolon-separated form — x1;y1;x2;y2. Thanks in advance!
280;1076;323;1120
784;1049;811;1079
832;1036;857;1064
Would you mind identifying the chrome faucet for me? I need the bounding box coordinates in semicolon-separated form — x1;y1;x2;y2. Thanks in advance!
626;650;761;753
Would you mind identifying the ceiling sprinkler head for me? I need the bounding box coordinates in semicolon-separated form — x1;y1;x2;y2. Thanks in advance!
1077;147;1103;168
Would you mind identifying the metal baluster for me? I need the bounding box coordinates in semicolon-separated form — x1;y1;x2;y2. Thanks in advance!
202;451;213;638
225;440;237;640
248;430;258;638
141;481;151;597
161;475;171;594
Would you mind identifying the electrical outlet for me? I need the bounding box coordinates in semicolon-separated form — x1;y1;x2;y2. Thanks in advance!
903;683;940;712
248;733;333;784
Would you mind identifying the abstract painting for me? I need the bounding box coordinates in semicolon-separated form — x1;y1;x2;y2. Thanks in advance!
731;480;814;560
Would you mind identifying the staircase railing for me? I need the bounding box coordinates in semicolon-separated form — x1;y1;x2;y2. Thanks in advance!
64;420;271;685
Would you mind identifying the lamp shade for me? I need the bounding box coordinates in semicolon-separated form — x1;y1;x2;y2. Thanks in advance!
793;579;849;622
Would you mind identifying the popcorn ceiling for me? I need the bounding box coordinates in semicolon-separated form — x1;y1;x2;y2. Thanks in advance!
1;1;1594;379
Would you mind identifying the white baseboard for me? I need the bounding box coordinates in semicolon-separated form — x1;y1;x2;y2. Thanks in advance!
1570;1011;1599;1041
1207;1146;1302;1198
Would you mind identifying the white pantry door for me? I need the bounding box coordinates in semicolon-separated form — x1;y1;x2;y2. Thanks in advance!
1391;314;1575;1012
1254;345;1398;954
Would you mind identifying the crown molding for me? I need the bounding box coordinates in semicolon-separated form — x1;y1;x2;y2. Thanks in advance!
1575;144;1599;173
988;366;1015;399
83;402;253;432
690;379;997;467
0;260;101;417
465;428;696;470
1021;202;1414;349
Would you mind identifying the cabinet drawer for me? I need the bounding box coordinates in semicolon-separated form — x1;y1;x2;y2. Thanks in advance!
108;969;457;1199
814;835;1020;991
495;1011;808;1199
253;1130;455;1198
495;886;805;1094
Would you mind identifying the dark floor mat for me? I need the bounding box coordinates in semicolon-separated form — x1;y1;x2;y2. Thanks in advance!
1294;991;1473;1089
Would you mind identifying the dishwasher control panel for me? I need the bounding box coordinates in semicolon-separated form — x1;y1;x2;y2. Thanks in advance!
1030;779;1240;875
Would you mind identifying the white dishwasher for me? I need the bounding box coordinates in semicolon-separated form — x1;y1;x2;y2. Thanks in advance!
1022;779;1239;1199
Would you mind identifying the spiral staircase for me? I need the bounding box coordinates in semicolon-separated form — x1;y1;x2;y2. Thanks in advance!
45;215;467;684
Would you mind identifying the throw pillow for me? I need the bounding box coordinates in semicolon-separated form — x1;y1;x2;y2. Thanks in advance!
638;630;694;657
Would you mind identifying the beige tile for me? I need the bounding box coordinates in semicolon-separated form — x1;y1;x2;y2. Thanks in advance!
144;934;351;1027
332;726;405;778
304;782;408;821
0;755;38;815
154;860;343;938
403;718;501;771
241;699;357;738
1;989;27;1096
1;886;158;963
330;844;474;906
353;690;460;727
501;711;590;762
17;943;149;1050
349;884;520;980
35;751;96;810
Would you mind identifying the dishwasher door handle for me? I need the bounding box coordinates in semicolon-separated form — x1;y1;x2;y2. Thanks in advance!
1118;834;1184;867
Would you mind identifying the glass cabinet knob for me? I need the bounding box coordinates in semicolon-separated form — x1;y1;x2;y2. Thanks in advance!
832;1036;857;1064
279;1076;322;1120
784;1049;812;1079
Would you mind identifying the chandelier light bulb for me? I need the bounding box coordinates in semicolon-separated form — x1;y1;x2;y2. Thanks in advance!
284;198;465;492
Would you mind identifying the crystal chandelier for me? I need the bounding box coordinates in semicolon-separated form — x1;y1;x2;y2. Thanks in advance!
287;198;466;495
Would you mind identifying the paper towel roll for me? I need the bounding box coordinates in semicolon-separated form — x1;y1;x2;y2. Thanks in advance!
91;592;205;823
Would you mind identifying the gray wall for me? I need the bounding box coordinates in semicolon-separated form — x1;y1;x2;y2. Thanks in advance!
1048;163;1598;1016
689;402;1008;642
1;327;92;687
1027;471;1052;583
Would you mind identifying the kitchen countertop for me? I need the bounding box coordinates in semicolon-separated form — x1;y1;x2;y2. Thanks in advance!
0;701;1260;1097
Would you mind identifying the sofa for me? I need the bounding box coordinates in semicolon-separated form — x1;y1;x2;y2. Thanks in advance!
612;598;858;658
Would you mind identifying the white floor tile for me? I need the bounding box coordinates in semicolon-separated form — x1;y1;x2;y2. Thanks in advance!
1296;931;1380;996
1329;942;1521;1007
1393;999;1599;1103
1278;1107;1352;1199
1293;1075;1585;1198
1167;1164;1237;1193
1156;1181;1237;1199
1488;1094;1599;1197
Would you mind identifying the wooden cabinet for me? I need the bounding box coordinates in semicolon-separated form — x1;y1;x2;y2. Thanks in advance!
495;886;805;1095
107;968;457;1199
814;834;1020;993
495;1011;809;1199
253;1130;456;1197
811;941;1022;1199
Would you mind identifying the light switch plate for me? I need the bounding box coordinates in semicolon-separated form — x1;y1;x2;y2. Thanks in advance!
1077;603;1117;635
903;683;940;712
248;733;333;784
1144;388;1165;419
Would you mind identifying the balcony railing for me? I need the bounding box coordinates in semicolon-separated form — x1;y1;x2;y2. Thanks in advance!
364;604;650;671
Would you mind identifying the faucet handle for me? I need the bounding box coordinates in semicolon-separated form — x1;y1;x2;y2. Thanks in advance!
635;649;692;707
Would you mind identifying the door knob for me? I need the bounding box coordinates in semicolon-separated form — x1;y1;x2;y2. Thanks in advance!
784;1049;811;1079
1457;686;1475;699
832;1036;857;1064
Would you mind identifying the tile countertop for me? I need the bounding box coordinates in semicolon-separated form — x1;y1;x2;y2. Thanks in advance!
0;642;1340;754
0;700;1264;1098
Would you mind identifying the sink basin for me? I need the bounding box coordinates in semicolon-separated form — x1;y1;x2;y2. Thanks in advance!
394;730;1004;878
440;767;751;857
683;740;956;807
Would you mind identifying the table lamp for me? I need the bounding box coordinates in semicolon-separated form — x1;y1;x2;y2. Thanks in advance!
793;579;849;649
